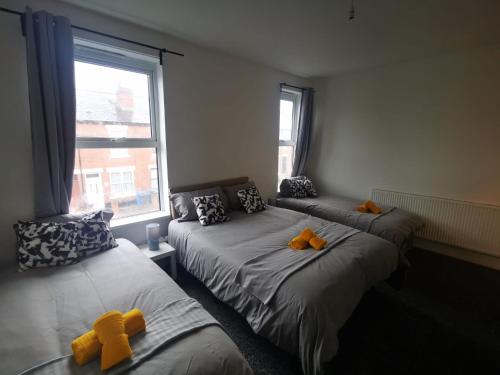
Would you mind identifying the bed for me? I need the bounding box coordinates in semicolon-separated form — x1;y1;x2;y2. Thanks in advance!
168;178;400;375
0;239;252;375
276;194;424;255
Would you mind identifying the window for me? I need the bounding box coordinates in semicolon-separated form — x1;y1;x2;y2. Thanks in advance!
108;167;136;198
71;39;166;220
106;125;129;158
150;166;158;192
278;88;302;189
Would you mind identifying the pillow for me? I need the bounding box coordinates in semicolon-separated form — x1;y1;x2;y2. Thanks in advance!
301;177;318;197
35;209;114;225
191;194;230;226
223;182;256;211
13;221;80;271
237;186;266;214
280;177;307;198
74;211;118;257
280;176;317;198
170;187;229;221
35;210;117;258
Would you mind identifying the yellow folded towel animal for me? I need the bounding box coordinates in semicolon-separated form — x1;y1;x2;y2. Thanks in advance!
72;330;100;367
355;203;369;213
72;308;145;366
355;200;382;214
299;228;315;242
100;333;131;371
310;236;327;250
365;200;382;214
93;310;133;371
123;308;146;337
289;228;328;251
288;236;309;250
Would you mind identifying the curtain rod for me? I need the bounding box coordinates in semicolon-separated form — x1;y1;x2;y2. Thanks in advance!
280;82;313;92
0;6;184;63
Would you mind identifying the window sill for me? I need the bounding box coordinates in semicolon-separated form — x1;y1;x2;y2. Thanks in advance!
110;210;170;228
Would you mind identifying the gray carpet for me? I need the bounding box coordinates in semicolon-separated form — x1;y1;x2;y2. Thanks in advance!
174;248;500;375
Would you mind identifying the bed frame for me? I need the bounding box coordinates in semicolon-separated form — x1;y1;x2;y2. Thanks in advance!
169;176;249;219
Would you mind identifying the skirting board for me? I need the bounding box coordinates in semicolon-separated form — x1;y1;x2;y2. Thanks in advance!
414;239;500;271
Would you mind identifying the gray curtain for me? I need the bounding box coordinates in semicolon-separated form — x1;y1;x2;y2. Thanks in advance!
291;88;314;177
24;7;76;218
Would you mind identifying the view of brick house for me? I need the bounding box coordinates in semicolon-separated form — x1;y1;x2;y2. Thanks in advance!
71;76;160;219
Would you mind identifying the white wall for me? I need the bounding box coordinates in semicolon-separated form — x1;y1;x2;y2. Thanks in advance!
308;44;500;206
0;0;310;268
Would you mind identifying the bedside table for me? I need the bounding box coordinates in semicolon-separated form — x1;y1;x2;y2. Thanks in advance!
138;242;177;279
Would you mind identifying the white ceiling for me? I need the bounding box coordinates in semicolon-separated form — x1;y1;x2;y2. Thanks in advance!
60;0;500;77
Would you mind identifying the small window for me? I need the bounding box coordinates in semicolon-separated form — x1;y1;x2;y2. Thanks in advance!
108;167;136;198
71;39;166;220
277;88;301;189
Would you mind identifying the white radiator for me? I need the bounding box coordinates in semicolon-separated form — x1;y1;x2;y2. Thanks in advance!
371;189;500;257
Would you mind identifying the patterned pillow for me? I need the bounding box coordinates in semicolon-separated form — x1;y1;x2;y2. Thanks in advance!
191;194;230;226
301;177;318;197
13;221;80;271
74;210;118;257
237;186;266;214
289;179;308;198
280;176;317;198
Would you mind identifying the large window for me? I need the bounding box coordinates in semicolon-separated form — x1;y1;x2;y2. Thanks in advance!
71;39;166;220
278;88;302;188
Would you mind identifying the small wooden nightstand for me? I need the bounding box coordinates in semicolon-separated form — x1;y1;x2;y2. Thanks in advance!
138;242;177;279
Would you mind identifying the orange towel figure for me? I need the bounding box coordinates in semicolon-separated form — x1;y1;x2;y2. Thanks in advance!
72;309;145;366
355;203;369;213
100;333;132;371
289;227;327;251
72;330;100;366
310;236;327;250
299;228;316;242
123;308;146;337
93;310;133;371
365;200;383;214
288;236;309;250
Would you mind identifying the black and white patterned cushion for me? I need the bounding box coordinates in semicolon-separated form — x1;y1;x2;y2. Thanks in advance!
191;194;230;226
288;179;308;198
13;221;80;271
280;176;317;198
74;210;118;257
237;186;266;213
301;177;318;197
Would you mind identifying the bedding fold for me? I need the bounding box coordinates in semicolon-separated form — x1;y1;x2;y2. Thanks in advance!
19;298;220;375
236;223;359;304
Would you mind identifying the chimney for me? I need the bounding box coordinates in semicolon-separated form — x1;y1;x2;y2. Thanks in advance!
115;86;134;123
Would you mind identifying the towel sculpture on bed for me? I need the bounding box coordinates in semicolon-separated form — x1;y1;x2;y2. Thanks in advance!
288;227;327;251
72;308;146;368
93;310;133;370
355;200;383;214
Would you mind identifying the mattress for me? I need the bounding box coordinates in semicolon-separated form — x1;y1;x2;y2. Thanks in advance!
168;206;399;375
276;195;424;253
0;239;252;375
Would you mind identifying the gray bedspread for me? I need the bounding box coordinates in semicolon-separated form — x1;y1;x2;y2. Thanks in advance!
235;217;359;304
276;195;424;253
0;239;252;375
21;298;220;375
168;207;399;375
